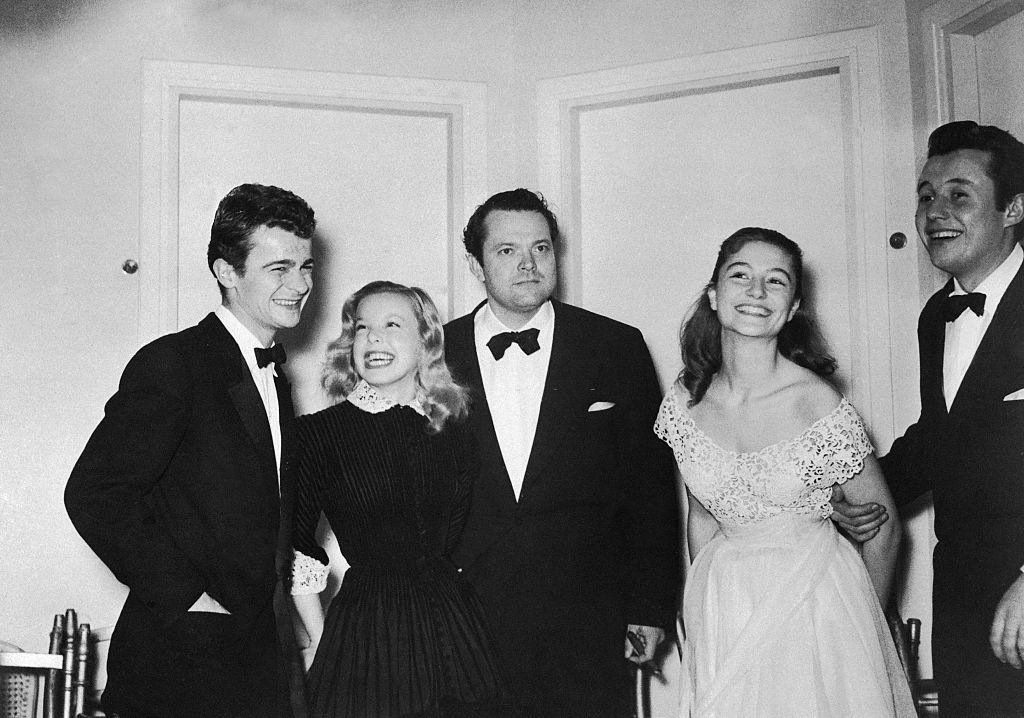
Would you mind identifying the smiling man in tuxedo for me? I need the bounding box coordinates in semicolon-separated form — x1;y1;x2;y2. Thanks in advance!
65;184;316;717
444;188;679;717
835;122;1024;716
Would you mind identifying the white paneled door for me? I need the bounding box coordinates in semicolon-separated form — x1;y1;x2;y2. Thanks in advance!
140;61;487;415
176;99;451;414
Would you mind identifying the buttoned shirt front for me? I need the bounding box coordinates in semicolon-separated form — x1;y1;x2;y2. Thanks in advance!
474;301;555;501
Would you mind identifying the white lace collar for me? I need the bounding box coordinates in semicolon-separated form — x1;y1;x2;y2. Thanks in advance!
346;380;427;417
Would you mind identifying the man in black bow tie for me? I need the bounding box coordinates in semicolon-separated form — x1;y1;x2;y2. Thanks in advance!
66;184;316;718
834;121;1024;715
443;188;679;717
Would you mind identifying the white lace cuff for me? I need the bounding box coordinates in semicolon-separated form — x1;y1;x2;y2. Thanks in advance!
290;551;329;595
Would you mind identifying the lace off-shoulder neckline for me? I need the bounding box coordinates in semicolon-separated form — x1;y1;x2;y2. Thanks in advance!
677;392;855;458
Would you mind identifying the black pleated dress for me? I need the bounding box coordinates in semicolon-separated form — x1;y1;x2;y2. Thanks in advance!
292;383;512;718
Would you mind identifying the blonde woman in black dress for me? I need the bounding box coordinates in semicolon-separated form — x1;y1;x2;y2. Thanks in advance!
290;281;512;718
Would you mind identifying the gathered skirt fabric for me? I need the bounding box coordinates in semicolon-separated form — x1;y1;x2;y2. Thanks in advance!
679;514;916;718
305;561;510;718
293;397;512;718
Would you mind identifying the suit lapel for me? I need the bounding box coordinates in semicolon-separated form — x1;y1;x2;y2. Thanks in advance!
920;282;950;419
451;307;518;509
949;265;1024;419
275;368;295;576
202;315;279;504
520;301;593;502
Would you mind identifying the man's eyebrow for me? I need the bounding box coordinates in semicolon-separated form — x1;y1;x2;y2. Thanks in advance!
918;177;977;191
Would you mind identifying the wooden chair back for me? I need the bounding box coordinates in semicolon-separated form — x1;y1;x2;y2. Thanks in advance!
0;610;92;718
885;601;939;717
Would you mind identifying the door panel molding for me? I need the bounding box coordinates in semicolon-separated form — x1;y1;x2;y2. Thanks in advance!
140;60;486;342
921;0;1024;127
537;27;892;439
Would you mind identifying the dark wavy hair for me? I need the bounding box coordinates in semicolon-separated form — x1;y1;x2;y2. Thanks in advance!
679;227;836;406
322;281;469;432
463;188;561;262
207;183;316;292
927;121;1024;243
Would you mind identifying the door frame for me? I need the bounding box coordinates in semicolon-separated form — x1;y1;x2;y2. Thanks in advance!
920;0;1024;128
537;27;895;439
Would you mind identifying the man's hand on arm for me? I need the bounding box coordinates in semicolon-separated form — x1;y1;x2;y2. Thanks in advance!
829;484;889;542
990;573;1024;669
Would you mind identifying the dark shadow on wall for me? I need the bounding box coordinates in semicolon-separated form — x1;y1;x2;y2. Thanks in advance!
278;226;334;357
0;0;101;36
798;266;851;397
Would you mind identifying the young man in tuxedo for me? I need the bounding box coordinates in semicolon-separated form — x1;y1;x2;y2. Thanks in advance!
65;184;316;717
835;122;1024;716
444;188;679;718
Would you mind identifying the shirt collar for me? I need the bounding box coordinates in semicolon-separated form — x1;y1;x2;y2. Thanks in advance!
951;244;1023;308
346;380;427;417
475;299;555;340
215;305;275;367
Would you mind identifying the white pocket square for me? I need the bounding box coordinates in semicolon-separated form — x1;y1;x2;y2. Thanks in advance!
588;401;616;412
1004;388;1024;401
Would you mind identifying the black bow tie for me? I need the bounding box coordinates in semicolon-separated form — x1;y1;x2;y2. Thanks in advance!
255;344;286;368
942;292;986;322
487;328;541;360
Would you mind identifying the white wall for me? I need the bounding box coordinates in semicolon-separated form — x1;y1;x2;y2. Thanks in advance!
1;0;918;688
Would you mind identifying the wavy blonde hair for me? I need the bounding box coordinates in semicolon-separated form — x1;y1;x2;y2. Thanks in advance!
322;280;469;432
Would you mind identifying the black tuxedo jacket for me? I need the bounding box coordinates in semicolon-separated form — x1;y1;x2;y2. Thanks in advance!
881;265;1024;706
66;313;297;717
445;300;679;718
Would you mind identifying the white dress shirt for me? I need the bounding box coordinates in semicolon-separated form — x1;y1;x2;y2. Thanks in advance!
474;301;555;501
943;244;1023;409
215;305;282;487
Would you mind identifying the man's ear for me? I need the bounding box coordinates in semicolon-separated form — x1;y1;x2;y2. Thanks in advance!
1004;193;1024;229
213;258;238;290
467;253;486;284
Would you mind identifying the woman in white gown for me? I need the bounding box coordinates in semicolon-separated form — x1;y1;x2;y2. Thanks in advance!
655;228;915;717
